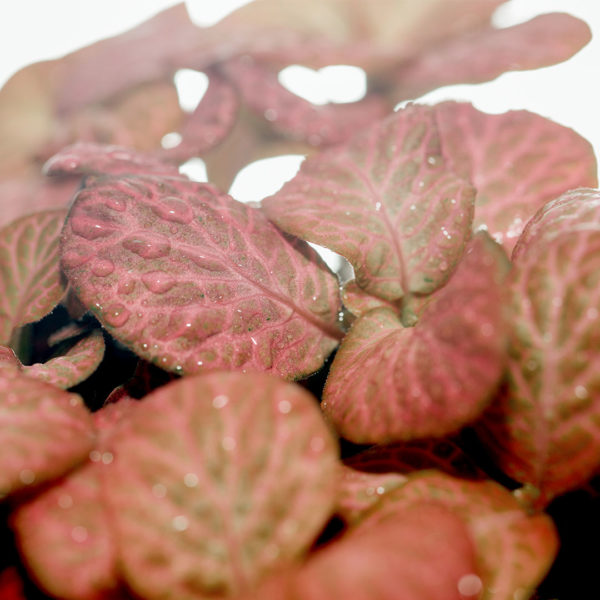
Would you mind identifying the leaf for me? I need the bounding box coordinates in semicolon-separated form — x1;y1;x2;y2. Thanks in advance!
512;188;600;261
262;104;475;302
434;102;598;253
0;210;68;345
322;233;508;444
60;175;342;379
392;13;592;100
102;372;339;600
239;502;479;600
0;568;26;600
44;143;182;177
477;230;600;506
221;56;389;146
22;330;106;389
366;471;559;600
341;279;395;318
0;370;95;500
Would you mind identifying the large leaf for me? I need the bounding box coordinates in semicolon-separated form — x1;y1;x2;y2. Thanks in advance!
60;175;342;379
102;373;339;600
0;210;67;345
477;230;600;506
322;233;508;443
392;13;592;100
366;471;558;600
239;502;479;600
262;104;475;302
0;370;95;500
512;188;600;261
434;102;598;253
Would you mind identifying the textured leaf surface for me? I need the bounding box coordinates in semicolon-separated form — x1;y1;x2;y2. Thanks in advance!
512;188;600;261
222;57;388;146
0;210;67;344
239;502;479;600
367;471;558;600
393;13;592;100
323;233;508;443
60;175;341;379
478;230;600;505
262;105;474;302
340;279;394;318
434;102;598;253
44;143;181;177
102;373;339;600
22;330;105;389
0;371;95;499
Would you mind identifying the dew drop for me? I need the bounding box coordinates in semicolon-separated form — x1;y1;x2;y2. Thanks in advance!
118;279;136;295
152;197;194;224
587;307;599;320
278;400;292;414
58;494;73;509
184;473;199;488
366;486;376;496
374;202;382;211
61;246;93;268
376;486;385;495
212;395;228;409
71;526;88;543
575;385;588;400
142;270;176;294
103;304;131;328
71;216;115;240
222;437;236;451
409;204;416;211
172;515;189;531
439;260;448;272
19;469;35;484
152;484;167;498
91;258;115;277
264;108;278;121
89;450;102;462
418;180;425;188
106;197;127;212
101;452;113;465
122;231;171;259
457;573;482;597
427;156;437;165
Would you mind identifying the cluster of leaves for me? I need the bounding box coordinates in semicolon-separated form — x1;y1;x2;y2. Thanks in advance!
1;1;599;599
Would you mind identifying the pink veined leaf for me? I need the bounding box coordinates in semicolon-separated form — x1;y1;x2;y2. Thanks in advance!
60;175;342;380
238;502;479;600
340;279;395;318
0;370;95;500
43;142;182;177
365;471;559;600
0;210;68;345
512;188;600;261
221;56;389;147
11;399;139;600
433;102;598;254
322;233;509;444
477;230;600;507
101;372;339;600
392;13;592;100
262;104;475;302
21;330;106;389
0;346;21;370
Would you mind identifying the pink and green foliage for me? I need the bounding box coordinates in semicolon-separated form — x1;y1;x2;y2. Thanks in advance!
0;1;599;598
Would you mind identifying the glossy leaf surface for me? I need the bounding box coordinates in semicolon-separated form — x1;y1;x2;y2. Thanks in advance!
263;104;474;302
323;234;508;443
102;373;339;600
60;175;342;379
0;371;95;499
478;230;600;505
434;102;598;253
240;502;478;600
367;471;558;600
0;210;67;345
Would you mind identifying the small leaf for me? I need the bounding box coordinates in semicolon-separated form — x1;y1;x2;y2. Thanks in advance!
0;370;95;500
22;330;106;389
434;102;598;253
262;104;475;302
239;502;479;600
323;233;508;443
102;372;339;600
341;279;394;318
367;471;558;600
60;175;342;379
0;210;68;345
477;230;600;505
44;143;182;177
512;188;600;261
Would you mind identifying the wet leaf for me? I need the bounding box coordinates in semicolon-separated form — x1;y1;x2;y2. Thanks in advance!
102;373;339;600
262;104;474;302
512;188;600;261
434;102;598;253
323;233;508;443
239;502;479;600
0;370;95;500
367;471;558;600
0;210;67;345
478;230;600;506
22;330;106;389
341;279;395;318
60;175;342;379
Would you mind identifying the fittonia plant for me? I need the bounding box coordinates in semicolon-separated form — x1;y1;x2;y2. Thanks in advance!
0;2;599;599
